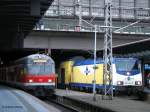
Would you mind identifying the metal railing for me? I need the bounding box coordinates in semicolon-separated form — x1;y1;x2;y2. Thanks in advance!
33;23;150;35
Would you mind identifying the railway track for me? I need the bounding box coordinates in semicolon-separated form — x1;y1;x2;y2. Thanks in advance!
45;95;114;112
42;96;80;112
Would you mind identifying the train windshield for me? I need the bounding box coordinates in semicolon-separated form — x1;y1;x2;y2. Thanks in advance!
115;59;139;72
27;62;54;75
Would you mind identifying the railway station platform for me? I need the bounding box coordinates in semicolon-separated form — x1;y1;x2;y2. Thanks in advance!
144;87;150;93
0;85;64;112
55;89;150;112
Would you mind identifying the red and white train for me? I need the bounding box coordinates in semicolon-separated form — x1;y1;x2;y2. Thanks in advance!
0;54;56;96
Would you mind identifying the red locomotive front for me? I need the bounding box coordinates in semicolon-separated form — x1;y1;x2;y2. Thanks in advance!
19;54;56;96
0;54;56;97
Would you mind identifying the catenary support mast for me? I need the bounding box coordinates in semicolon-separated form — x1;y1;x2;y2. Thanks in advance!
103;0;113;100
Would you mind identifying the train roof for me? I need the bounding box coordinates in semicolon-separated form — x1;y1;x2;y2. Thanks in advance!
73;58;139;66
15;54;54;63
74;59;103;66
26;54;52;59
61;56;85;64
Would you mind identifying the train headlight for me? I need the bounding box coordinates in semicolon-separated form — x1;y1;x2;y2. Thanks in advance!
135;81;141;85
29;79;33;83
117;81;123;85
127;72;130;75
48;79;52;83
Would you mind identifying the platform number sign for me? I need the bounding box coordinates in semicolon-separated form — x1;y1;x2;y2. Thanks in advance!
84;66;90;75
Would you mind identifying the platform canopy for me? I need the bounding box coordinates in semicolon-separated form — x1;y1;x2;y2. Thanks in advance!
113;38;150;58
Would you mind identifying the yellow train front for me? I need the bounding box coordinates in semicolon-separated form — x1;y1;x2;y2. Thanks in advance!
58;59;104;92
58;60;74;88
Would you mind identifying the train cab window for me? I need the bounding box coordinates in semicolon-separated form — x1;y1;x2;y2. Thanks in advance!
115;59;140;72
27;63;53;75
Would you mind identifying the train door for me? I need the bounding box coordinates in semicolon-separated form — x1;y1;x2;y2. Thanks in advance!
144;62;150;88
61;68;65;85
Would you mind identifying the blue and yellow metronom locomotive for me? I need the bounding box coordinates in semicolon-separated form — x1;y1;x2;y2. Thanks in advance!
58;58;143;93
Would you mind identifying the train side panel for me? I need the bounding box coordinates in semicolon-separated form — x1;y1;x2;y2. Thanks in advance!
71;64;103;88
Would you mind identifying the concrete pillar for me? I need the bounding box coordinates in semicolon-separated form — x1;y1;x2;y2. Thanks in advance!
89;0;92;16
134;0;137;19
11;32;24;49
148;0;150;16
30;0;40;16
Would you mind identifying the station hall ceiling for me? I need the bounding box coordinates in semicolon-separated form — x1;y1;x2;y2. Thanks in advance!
0;0;53;37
